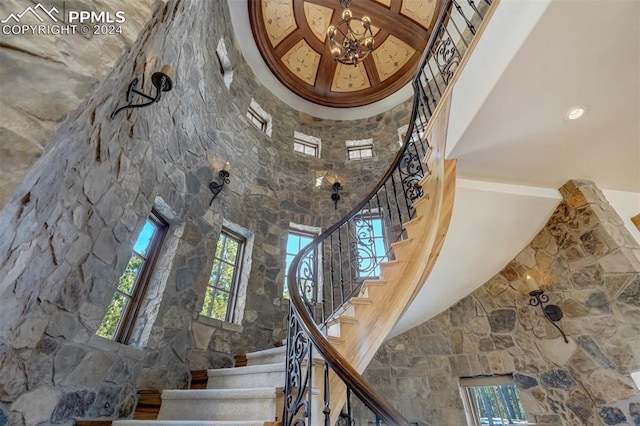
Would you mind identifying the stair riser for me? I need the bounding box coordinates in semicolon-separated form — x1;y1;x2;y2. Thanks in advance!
207;370;284;389
158;397;276;421
245;347;286;366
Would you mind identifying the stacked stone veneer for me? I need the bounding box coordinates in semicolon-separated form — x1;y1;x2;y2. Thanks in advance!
0;0;166;207
359;180;640;425
0;0;414;424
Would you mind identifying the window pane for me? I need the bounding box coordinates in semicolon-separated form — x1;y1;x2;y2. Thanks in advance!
284;231;318;299
217;263;234;291
222;237;239;263
118;255;143;295
209;259;220;284
96;292;129;340
211;291;230;321
133;220;156;256
200;285;215;317
463;383;527;426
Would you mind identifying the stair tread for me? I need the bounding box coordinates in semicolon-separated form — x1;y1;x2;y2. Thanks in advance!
208;362;284;377
162;388;277;399
116;422;268;425
327;335;345;345
412;194;430;209
379;259;401;267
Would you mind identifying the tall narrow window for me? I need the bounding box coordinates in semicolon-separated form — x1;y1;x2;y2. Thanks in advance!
216;38;233;89
284;231;314;299
283;224;321;300
97;211;168;343
201;229;245;322
460;376;528;426
351;210;387;280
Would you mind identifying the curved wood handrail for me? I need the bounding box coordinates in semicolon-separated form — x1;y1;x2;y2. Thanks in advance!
285;0;496;423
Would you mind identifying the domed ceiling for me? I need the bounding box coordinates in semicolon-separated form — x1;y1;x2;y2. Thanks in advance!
249;0;442;108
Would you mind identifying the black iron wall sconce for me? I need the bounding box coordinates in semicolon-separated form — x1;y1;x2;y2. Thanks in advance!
111;64;176;119
527;276;568;343
331;182;343;210
209;162;230;205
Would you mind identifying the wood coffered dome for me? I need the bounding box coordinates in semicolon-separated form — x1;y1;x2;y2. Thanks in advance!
249;0;443;108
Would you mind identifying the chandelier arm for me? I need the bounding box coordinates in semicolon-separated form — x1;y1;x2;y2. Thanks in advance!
335;22;349;38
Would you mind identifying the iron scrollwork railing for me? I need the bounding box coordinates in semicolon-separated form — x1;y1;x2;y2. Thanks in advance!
284;1;493;424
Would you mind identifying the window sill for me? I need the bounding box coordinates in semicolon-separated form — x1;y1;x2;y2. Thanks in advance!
197;314;243;332
89;334;146;361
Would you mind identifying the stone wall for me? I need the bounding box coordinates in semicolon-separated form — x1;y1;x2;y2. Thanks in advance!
0;0;413;424
361;180;640;425
0;0;165;208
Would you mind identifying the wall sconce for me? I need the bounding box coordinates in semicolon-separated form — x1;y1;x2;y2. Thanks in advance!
527;275;568;343
111;64;176;119
331;182;343;210
209;162;230;205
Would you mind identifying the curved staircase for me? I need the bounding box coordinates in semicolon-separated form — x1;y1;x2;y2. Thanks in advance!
105;0;497;425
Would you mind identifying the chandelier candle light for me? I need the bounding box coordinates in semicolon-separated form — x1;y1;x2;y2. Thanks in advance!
327;0;374;66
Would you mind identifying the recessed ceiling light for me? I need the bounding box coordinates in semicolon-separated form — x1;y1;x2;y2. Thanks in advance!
566;106;586;121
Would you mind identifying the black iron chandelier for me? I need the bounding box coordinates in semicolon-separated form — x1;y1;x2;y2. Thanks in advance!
326;0;374;66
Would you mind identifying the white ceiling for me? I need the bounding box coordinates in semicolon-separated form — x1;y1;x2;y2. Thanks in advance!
449;0;640;193
392;0;640;336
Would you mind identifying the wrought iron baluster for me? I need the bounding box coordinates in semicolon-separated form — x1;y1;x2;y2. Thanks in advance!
453;0;475;34
337;225;345;305
382;182;394;234
346;386;353;426
424;58;442;101
447;7;470;49
308;343;313;426
323;360;331;426
441;22;463;83
346;218;355;294
417;83;435;122
329;234;335;316
466;0;483;19
390;174;404;226
284;309;312;425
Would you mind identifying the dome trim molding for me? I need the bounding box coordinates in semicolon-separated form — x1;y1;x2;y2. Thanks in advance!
248;0;440;108
228;0;424;119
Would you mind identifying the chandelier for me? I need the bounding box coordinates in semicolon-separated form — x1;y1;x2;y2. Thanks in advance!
326;0;374;66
